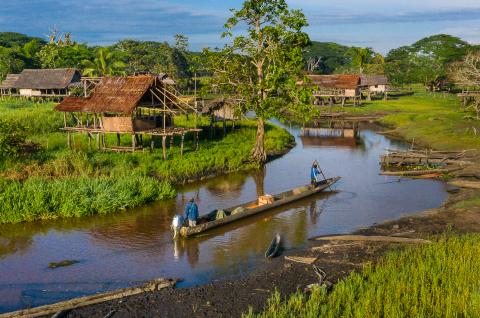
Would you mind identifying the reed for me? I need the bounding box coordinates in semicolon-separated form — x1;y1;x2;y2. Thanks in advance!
244;234;480;318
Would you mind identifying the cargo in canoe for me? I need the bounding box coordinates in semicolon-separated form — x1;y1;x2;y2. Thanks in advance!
176;177;341;238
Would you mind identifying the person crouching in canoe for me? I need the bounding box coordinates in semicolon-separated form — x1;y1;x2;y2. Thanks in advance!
311;161;321;187
184;198;199;227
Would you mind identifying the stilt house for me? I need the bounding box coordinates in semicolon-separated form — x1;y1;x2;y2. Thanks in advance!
55;75;201;157
301;75;361;106
360;75;389;100
0;74;20;96
10;68;81;98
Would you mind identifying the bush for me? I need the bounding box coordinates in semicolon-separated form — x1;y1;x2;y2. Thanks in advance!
0;118;26;159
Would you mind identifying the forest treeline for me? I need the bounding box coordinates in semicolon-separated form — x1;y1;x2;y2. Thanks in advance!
0;31;479;90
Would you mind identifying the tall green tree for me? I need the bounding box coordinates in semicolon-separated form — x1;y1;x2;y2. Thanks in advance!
204;0;310;162
385;34;471;88
0;47;25;80
82;48;126;76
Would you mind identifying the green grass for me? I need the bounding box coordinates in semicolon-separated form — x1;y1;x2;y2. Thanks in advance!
245;234;480;318
324;88;480;151
0;100;294;223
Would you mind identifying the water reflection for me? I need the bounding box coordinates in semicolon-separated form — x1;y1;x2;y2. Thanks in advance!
0;122;447;313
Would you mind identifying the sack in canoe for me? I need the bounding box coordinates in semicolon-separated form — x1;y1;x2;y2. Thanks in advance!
208;209;227;221
231;207;246;215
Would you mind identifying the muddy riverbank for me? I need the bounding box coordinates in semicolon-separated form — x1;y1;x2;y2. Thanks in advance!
63;163;480;318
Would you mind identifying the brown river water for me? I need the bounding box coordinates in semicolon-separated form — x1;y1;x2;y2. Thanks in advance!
0;121;447;312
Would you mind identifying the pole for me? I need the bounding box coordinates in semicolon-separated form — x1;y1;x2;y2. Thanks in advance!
314;160;332;191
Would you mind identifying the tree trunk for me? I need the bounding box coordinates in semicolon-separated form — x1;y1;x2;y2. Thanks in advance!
251;118;267;163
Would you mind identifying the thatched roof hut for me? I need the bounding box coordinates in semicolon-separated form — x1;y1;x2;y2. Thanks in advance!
56;75;172;114
360;75;388;87
303;74;361;89
0;74;20;89
15;68;81;90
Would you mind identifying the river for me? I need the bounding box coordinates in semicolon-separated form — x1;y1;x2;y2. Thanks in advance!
0;121;447;313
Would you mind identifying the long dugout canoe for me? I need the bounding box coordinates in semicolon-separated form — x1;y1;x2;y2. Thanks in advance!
179;177;341;237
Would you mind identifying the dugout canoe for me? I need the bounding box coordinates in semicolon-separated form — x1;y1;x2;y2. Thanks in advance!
178;176;341;237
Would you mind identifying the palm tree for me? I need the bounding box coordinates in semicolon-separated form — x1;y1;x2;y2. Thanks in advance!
82;48;126;77
348;47;374;74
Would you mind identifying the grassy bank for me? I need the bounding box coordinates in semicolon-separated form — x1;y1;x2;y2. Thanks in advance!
324;89;480;151
0;99;294;224
245;234;480;318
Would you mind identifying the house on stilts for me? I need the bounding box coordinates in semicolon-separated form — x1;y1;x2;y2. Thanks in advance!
55;74;201;158
0;68;81;99
300;74;362;106
360;75;389;100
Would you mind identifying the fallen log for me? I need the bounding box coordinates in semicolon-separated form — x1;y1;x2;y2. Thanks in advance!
380;167;464;176
0;278;177;318
311;235;431;244
285;256;318;265
448;180;480;189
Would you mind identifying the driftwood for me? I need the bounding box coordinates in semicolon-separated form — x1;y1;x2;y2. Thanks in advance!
380;149;473;166
0;278;177;318
380;166;464;176
285;256;318;265
311;235;431;244
448;180;480;189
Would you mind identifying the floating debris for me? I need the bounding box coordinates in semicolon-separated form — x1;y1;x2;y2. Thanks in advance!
48;260;80;269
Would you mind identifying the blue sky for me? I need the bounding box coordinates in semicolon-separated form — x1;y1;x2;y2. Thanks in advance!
1;0;479;53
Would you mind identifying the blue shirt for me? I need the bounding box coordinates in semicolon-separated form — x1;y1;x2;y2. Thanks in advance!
311;166;320;180
184;202;199;221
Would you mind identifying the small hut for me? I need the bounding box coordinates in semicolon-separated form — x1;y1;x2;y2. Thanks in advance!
11;68;81;99
301;74;361;106
202;98;240;136
360;75;389;100
0;74;20;97
55;75;201;157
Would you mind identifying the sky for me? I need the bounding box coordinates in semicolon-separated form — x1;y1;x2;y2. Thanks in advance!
1;0;479;53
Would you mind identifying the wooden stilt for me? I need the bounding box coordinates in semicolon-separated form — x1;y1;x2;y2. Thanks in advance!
195;132;199;150
150;136;155;152
67;132;71;149
102;133;106;151
132;134;136;152
96;133;100;150
170;135;174;149
180;134;185;156
162;136;167;160
117;133;121;146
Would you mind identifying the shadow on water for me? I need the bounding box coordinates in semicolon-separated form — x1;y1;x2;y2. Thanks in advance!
0;120;447;312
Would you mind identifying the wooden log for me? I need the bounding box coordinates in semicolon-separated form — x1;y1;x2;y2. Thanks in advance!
285;256;318;265
311;235;431;244
0;279;177;318
448;180;480;189
380;167;464;176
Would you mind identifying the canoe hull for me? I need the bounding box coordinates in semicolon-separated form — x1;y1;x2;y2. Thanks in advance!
179;176;341;237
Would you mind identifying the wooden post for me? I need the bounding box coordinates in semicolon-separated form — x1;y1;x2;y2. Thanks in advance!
63;112;67;128
96;133;100;150
102;133;106;151
150;136;155;152
180;134;185;156
67;131;71;149
132;134;136;152
195;132;199;150
170;135;174;149
162;136;167;160
116;133;121;146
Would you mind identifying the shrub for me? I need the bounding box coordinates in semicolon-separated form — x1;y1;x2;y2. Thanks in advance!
0;118;26;159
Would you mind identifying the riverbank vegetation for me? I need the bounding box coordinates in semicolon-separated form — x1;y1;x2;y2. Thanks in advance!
323;89;480;151
0;99;293;224
245;234;480;318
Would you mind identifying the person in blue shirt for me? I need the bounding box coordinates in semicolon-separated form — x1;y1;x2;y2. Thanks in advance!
184;198;199;227
311;161;321;186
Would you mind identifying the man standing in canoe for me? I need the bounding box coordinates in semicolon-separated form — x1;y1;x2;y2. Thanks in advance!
184;198;199;227
311;161;321;186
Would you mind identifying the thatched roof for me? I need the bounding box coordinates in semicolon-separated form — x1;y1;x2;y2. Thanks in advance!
14;68;81;89
302;74;361;89
360;75;388;86
56;75;173;114
0;74;20;89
